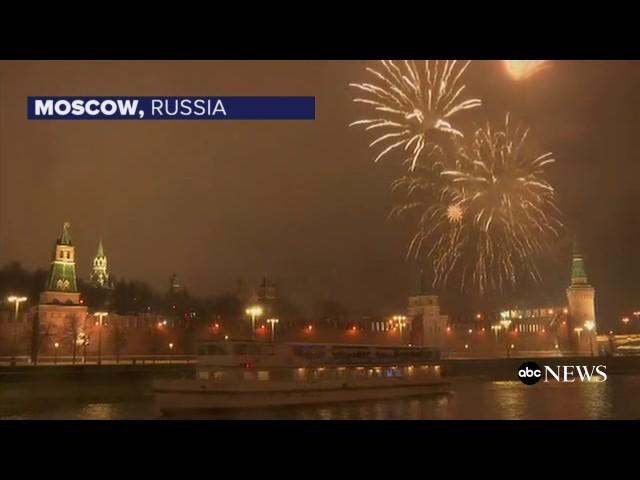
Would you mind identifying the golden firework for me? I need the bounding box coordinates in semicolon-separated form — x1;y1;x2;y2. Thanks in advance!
503;60;549;81
350;60;481;171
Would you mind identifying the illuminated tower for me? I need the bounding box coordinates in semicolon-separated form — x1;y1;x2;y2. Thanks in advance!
407;269;448;349
90;238;110;288
258;275;276;302
566;242;597;354
40;222;81;305
169;273;182;295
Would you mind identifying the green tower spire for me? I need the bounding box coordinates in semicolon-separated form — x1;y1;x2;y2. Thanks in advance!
90;237;110;288
570;240;589;286
45;222;79;292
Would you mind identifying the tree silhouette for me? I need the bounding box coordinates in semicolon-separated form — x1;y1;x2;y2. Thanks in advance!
111;323;127;364
27;312;55;365
63;314;83;365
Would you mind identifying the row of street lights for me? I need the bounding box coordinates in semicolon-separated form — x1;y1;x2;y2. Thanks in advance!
245;305;411;344
245;305;280;342
3;297;180;365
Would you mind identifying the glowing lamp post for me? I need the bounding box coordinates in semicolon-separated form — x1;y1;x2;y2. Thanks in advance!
94;312;108;365
500;319;512;358
152;321;164;364
245;306;263;340
622;317;630;334
7;296;27;367
491;325;501;342
54;342;60;365
584;321;595;356
267;318;279;343
574;327;584;352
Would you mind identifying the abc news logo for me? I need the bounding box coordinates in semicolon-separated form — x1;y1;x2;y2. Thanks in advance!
518;362;607;385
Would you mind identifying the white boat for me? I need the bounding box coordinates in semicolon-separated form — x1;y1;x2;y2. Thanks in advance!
152;340;450;416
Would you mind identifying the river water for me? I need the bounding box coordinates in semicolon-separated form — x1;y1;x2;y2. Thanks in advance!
2;374;640;420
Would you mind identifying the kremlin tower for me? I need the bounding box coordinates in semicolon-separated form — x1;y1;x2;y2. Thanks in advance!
566;242;597;354
36;222;88;332
40;222;81;305
90;238;111;288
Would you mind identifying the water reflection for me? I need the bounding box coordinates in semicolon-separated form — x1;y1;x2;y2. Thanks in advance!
3;375;640;420
491;382;527;420
577;382;612;419
79;403;116;420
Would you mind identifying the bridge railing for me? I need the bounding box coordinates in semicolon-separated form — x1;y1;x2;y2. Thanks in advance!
0;355;196;366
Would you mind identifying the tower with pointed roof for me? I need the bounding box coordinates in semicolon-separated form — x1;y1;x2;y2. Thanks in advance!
258;274;276;302
407;268;448;348
36;222;87;356
40;222;82;305
90;238;111;288
566;241;597;353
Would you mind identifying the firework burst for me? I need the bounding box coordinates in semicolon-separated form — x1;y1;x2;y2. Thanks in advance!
394;115;563;293
350;60;481;171
503;60;549;81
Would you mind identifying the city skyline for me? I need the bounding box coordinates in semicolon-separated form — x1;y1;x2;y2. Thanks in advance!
1;61;639;329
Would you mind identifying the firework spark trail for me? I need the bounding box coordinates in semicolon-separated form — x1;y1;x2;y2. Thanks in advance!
393;114;563;293
350;60;481;171
351;60;562;293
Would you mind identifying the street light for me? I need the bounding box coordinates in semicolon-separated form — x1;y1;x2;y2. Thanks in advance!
7;296;27;367
169;342;174;350
245;305;263;340
491;324;502;341
152;320;164;364
584;320;595;356
500;319;512;358
622;317;630;334
267;318;279;343
94;312;108;365
574;327;584;352
392;315;408;344
54;342;60;365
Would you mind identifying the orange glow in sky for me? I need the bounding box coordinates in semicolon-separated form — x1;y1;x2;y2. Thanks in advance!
504;60;549;80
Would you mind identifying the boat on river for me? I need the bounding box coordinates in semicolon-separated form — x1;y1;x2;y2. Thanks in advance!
152;340;450;416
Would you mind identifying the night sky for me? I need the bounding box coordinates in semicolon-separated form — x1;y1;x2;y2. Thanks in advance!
1;61;638;329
